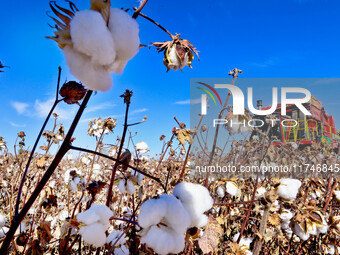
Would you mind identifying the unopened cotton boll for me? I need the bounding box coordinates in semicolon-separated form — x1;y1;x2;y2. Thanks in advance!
173;182;213;228
226;181;239;196
277;178;302;200
70;10;115;66
63;46;113;92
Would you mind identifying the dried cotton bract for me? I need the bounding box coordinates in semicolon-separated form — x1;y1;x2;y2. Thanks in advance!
48;2;140;91
76;204;113;247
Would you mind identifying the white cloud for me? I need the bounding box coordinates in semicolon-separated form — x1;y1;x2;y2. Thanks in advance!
11;101;29;114
86;102;116;113
174;98;201;105
34;98;77;120
9;121;26;128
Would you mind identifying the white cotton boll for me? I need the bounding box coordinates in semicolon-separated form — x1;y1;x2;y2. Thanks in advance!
140;225;185;255
63;46;112;92
334;190;340;201
217;186;225;198
277;178;302;200
0;215;6;227
70;10;115;66
256;187;267;198
293;222;310;241
93;164;101;171
106;59;128;74
233;233;253;248
226;181;239;196
0;227;9;238
280;209;294;222
316;217;328;234
88;204;114;227
79;222;107;247
138;197;168;229
115;245;129;255
325;245;335;255
108;8;139;66
158;194;191;234
82;156;91;165
173;182;213;228
77;208;101;225
118;179;126;193
106;230;126;246
135;141;150;155
126;180;136;194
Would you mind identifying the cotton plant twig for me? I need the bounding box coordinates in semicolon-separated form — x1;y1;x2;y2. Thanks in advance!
204;68;242;187
15;67;63;217
132;8;174;39
132;0;149;19
69;145;166;192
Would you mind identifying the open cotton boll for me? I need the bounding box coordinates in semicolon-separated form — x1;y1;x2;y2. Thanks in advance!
126;180;136;194
217;186;225;198
0;215;6;227
173;182;213;228
63;46;112;92
277;178;302;200
226;181;239;196
70;10;115;66
78;222;107;247
135;141;150;155
138;197;167;229
293;222;310;241
106;230;126;246
256;187;267;198
0;227;9;238
334;190;340;202
108;8;140;63
140;225;185;255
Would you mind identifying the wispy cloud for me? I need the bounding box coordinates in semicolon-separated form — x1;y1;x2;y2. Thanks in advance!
11;101;29;114
34;98;77;119
86;102;116;113
9;121;26;128
174;98;201;105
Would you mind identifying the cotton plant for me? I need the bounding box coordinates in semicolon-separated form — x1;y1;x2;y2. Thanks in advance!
277;178;302;200
232;233;253;255
47;1;140;92
279;209;294;230
75;204;113;247
225;110;253;135
135;141;150;155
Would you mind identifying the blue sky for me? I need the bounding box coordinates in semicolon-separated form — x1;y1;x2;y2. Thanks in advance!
1;0;340;154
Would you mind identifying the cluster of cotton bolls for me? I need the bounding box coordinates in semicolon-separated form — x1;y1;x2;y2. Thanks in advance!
76;204;113;247
216;181;240;198
138;182;213;254
65;8;140;92
277;178;302;200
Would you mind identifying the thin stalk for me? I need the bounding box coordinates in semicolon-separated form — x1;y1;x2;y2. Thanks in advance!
106;100;130;207
15;67;62;216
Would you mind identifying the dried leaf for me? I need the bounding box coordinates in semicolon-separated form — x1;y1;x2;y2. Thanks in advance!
198;216;223;254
